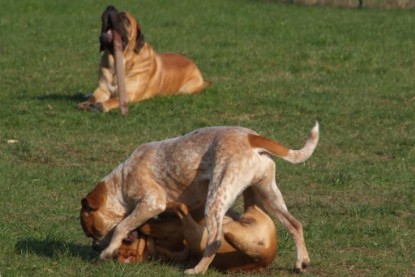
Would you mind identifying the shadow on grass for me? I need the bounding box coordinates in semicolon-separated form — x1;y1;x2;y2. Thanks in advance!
15;238;97;262
14;238;299;273
35;93;87;103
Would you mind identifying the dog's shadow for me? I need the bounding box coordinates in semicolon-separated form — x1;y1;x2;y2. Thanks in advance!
15;238;96;262
35;93;86;103
14;238;298;273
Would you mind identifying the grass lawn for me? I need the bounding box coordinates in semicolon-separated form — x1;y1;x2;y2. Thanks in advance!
0;0;414;276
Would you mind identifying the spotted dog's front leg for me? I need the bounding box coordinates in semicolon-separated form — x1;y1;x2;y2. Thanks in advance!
100;193;167;260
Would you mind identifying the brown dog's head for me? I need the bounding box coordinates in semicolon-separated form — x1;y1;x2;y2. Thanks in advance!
80;182;124;252
99;5;145;54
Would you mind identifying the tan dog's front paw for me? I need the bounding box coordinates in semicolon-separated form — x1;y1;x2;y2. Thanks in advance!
78;101;94;110
91;102;105;113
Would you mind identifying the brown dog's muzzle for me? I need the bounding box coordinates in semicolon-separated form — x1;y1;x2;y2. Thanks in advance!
99;5;129;52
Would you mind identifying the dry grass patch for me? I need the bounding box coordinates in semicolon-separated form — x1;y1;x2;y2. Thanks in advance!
272;0;415;8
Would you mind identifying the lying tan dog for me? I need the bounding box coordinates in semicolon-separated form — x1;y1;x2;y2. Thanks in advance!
80;123;319;273
117;197;277;273
78;6;210;112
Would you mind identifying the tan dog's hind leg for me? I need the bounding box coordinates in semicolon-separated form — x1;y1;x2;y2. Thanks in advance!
182;79;211;95
222;212;266;258
100;184;167;260
253;160;310;272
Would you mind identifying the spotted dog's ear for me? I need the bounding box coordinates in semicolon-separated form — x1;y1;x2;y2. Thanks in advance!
134;24;145;53
81;182;107;211
81;197;98;212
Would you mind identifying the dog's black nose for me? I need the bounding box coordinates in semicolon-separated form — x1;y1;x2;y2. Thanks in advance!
92;240;102;252
105;5;117;13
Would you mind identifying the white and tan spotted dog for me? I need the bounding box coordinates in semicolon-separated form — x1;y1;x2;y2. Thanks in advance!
80;122;319;273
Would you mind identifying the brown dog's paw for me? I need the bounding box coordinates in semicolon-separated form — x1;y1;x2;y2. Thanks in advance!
117;248;139;263
120;255;138;264
124;230;139;244
117;230;143;263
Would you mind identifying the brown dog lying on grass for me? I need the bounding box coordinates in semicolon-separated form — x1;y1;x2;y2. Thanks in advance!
78;5;210;112
117;197;277;273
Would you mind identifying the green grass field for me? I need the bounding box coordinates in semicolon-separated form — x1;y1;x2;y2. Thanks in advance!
1;0;414;276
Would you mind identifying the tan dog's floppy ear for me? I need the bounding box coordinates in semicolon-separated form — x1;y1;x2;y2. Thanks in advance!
134;24;145;53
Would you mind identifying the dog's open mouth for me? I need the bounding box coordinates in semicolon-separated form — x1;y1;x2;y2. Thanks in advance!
100;29;114;48
105;29;114;42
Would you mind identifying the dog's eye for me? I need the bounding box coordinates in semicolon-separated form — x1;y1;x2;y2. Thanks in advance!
121;17;131;28
123;19;131;29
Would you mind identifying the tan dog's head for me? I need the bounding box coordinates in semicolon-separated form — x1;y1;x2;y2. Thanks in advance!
80;182;124;252
99;5;145;54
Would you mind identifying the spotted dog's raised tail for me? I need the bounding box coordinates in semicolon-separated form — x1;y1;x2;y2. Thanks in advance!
248;122;319;164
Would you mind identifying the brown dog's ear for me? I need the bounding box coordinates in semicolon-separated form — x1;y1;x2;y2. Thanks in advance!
134;24;145;53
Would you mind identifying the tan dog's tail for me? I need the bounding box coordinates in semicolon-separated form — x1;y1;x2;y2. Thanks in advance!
203;80;212;90
248;122;319;164
193;80;211;94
